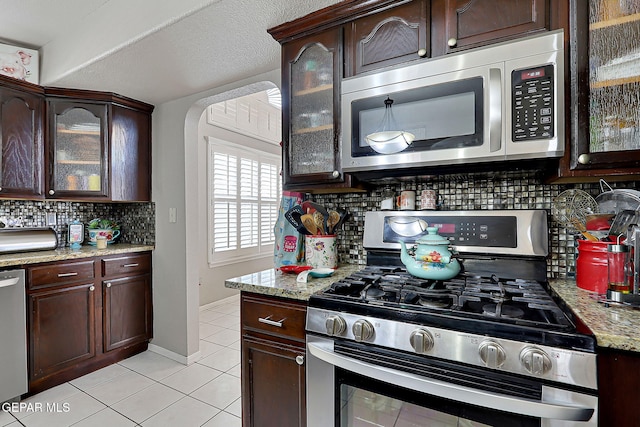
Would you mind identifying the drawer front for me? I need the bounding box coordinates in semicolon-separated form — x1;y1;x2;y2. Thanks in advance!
242;294;307;342
102;253;151;278
28;260;95;289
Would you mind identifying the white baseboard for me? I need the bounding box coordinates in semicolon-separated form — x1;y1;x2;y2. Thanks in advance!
148;343;201;365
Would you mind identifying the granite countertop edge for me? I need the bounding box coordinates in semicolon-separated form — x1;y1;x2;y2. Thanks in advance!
548;278;640;352
225;265;363;301
0;243;155;267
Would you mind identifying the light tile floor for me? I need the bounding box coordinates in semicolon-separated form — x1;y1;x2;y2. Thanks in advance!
1;294;242;427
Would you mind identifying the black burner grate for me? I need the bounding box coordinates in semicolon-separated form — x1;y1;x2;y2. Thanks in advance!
322;266;573;329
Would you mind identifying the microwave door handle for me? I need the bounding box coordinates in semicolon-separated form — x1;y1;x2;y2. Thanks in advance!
308;341;594;422
488;67;502;152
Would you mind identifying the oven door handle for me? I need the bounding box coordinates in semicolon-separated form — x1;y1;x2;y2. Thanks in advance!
308;341;594;422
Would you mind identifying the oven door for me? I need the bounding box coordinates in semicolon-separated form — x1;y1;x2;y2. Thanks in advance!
307;335;597;427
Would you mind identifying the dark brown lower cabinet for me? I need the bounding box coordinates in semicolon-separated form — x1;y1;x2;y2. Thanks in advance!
103;274;152;352
28;282;97;382
242;336;306;427
241;293;307;427
597;347;640;427
26;252;152;395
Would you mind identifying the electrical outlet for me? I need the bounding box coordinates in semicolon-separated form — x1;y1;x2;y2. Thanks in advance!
46;212;57;226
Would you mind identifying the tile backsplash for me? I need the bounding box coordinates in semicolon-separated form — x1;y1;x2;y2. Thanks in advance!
312;170;639;279
0;200;155;247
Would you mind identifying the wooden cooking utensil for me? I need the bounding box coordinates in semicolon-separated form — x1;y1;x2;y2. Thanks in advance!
301;214;318;235
313;211;326;235
571;218;600;242
327;210;340;234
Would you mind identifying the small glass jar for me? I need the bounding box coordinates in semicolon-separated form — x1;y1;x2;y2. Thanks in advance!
607;243;632;293
381;186;395;211
96;235;108;250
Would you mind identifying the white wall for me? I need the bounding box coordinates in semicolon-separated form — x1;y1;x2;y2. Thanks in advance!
151;70;281;361
197;110;281;306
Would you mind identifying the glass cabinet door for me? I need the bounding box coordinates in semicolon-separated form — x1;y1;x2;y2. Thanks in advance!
49;102;108;198
283;28;342;187
571;0;640;169
589;1;640;152
289;43;334;176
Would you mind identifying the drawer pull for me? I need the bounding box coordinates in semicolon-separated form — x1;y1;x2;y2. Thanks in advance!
258;315;285;328
89;286;95;291
57;272;78;278
123;263;140;268
296;355;304;365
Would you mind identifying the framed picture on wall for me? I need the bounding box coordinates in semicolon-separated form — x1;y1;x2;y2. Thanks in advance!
0;42;39;84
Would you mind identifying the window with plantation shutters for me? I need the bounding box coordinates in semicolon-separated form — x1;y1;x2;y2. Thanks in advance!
208;138;281;266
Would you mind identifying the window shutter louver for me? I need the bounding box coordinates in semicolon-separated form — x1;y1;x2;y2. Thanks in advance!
208;138;281;266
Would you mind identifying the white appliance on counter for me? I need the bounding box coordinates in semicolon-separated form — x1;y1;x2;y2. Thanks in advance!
0;269;28;403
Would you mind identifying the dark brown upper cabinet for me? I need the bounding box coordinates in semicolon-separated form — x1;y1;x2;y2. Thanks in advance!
0;76;45;198
47;99;109;199
344;0;430;77
0;76;153;201
280;28;348;189
558;0;640;181
45;88;153;201
431;0;551;55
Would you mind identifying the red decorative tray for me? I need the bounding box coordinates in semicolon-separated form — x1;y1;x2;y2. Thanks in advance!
279;265;312;274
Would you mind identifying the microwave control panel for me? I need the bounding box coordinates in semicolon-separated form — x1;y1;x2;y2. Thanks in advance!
511;64;555;142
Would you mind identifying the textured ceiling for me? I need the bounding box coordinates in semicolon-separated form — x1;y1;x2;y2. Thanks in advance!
0;0;342;105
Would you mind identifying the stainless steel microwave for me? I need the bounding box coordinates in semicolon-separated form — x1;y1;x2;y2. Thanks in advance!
341;30;564;172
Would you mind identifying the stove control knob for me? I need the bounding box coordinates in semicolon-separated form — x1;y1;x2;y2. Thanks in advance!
325;315;347;336
409;329;434;354
352;320;374;342
520;347;552;376
478;340;506;368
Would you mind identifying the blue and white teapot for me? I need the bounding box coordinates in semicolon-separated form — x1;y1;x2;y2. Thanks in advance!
399;226;460;280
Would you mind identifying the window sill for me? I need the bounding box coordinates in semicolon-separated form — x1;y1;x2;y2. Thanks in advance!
208;253;272;269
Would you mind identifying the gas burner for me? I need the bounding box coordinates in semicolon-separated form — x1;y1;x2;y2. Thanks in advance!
482;303;525;319
361;284;386;300
418;297;451;308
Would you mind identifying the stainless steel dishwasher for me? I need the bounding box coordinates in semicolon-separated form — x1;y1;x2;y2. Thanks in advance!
0;269;27;403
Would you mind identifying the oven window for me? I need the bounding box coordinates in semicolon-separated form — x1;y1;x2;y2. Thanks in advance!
341;385;491;427
336;369;539;427
351;77;483;157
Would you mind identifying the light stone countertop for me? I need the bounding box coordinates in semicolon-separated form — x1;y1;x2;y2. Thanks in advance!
225;264;363;301
0;243;155;268
548;278;640;352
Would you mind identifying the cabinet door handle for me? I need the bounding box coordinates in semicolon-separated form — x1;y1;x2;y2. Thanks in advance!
447;37;458;47
57;272;78;277
106;282;112;288
123;263;139;268
89;285;95;291
417;48;427;57
258;315;285;327
296;355;304;365
49;190;55;195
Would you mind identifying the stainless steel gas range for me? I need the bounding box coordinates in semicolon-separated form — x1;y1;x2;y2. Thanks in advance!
306;210;598;427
